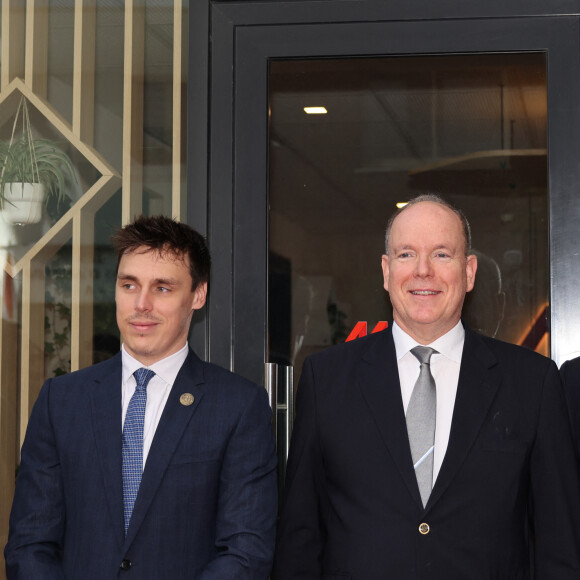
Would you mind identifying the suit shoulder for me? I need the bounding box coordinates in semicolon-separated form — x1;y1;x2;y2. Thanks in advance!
477;333;554;371
305;329;388;366
200;360;263;394
560;355;580;380
45;354;120;386
195;361;271;418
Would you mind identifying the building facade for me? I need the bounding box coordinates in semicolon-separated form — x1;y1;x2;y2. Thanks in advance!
2;1;580;575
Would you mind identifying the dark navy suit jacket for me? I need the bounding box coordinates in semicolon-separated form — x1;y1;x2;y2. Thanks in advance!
274;325;580;580
560;356;580;457
5;350;278;579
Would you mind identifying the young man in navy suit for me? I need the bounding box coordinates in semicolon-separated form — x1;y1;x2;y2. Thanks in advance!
6;215;277;579
273;194;580;579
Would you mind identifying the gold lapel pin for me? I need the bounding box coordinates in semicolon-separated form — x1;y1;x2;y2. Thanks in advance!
180;393;194;406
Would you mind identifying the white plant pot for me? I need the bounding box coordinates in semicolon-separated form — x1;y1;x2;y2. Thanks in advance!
2;183;45;225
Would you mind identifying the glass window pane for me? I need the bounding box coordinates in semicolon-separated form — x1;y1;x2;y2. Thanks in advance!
0;0;187;381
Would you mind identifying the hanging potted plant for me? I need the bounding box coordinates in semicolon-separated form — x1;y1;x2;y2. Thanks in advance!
0;96;76;225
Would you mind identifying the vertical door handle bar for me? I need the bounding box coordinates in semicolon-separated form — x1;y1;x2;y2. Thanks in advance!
264;362;278;435
283;365;294;460
264;363;294;459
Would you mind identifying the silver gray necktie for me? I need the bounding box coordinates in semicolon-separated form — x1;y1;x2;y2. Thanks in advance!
406;346;437;507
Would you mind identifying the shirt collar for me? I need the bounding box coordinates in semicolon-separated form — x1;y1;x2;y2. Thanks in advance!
121;342;189;385
392;320;464;363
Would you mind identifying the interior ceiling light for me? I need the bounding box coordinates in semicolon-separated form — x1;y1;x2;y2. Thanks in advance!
304;106;327;115
396;202;408;209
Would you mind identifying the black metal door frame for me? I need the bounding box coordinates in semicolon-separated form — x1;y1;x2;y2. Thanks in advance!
189;2;580;385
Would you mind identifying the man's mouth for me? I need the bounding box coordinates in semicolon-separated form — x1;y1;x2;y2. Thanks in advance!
410;290;439;296
130;321;159;331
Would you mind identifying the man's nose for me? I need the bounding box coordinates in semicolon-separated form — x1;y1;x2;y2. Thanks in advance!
415;254;433;277
135;290;152;311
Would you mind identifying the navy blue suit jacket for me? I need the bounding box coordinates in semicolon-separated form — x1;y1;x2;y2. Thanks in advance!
5;350;278;579
274;325;580;580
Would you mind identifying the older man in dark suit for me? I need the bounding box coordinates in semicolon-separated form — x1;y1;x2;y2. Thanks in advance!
273;194;580;579
5;215;277;579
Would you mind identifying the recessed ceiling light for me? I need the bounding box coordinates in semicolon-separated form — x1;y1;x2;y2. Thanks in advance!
304;107;327;115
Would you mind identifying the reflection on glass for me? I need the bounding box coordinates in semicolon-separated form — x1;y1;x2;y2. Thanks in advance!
45;243;73;377
462;250;505;339
268;53;548;382
93;190;122;364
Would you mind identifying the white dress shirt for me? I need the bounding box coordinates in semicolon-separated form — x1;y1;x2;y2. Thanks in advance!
392;320;465;486
121;343;189;468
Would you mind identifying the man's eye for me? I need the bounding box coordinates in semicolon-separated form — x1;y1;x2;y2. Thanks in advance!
121;283;135;290
435;252;450;259
158;287;169;293
399;252;412;259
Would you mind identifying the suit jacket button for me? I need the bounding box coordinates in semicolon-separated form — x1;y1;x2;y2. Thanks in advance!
120;559;132;570
419;522;430;535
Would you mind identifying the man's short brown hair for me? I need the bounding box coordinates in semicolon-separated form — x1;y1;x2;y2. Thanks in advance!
112;215;211;291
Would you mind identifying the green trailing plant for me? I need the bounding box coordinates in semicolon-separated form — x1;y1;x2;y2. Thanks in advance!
0;137;76;204
0;96;76;214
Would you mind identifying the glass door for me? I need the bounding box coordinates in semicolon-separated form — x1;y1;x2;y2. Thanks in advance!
268;53;549;385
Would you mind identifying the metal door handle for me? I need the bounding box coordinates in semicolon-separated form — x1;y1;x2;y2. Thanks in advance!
264;362;294;460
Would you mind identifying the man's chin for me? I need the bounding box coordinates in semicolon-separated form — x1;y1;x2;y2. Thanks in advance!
123;342;156;361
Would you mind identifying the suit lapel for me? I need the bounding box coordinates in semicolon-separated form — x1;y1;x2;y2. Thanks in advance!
90;353;125;547
357;328;423;509
426;327;500;510
124;351;205;547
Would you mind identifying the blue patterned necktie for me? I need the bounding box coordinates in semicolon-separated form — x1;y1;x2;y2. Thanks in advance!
122;368;155;535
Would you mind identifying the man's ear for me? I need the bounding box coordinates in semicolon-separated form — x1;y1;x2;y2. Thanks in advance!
192;282;208;310
381;255;390;292
465;254;478;292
